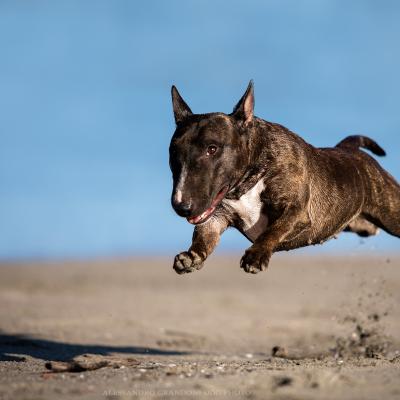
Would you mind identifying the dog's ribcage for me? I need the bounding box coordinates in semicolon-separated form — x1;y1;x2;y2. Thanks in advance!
222;179;268;241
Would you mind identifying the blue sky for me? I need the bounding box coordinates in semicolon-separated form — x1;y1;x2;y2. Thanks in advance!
0;0;399;260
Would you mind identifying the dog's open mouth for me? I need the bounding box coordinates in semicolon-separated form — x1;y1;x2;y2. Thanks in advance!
187;186;228;225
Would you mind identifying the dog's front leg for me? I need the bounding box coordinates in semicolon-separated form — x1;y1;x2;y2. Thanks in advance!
173;217;228;275
241;205;310;274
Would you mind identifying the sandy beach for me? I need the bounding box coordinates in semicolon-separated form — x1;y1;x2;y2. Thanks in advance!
0;253;399;399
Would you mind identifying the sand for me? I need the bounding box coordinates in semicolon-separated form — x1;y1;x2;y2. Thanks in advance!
0;253;399;399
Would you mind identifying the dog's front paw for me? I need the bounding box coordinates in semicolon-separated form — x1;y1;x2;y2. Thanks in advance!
173;251;204;275
240;247;271;274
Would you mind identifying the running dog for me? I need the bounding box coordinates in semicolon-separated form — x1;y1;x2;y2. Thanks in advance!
169;81;400;274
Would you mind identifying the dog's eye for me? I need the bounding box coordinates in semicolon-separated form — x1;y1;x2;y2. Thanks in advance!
206;145;218;156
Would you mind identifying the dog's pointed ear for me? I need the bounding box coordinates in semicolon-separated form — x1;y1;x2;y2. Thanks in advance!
171;85;193;125
232;80;254;124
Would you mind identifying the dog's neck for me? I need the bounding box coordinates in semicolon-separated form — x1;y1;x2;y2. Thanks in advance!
225;117;270;200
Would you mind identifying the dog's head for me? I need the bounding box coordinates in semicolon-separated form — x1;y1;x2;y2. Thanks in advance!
169;81;255;224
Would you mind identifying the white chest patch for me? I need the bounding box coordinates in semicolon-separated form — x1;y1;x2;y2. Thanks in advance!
222;179;268;241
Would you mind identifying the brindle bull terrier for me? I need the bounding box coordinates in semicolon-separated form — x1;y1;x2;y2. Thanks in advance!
169;81;400;274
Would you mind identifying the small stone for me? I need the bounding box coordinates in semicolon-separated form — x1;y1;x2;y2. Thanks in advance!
351;332;359;340
272;346;288;358
274;376;293;387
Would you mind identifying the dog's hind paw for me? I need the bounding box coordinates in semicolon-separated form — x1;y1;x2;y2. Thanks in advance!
173;251;204;275
240;247;271;274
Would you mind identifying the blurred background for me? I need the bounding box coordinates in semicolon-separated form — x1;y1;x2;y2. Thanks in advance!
0;0;399;260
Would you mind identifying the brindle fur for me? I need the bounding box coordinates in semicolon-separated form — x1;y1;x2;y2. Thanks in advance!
169;81;400;274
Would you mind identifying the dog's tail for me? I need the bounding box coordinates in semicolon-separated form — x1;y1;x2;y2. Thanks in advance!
336;135;386;156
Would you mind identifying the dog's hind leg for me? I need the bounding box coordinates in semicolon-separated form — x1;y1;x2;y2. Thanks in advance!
363;168;400;238
365;205;400;238
337;136;400;238
344;216;379;237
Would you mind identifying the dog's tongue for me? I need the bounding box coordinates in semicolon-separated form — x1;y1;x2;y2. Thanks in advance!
187;187;227;225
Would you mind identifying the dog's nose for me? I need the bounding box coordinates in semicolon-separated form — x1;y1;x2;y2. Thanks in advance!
172;200;192;217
